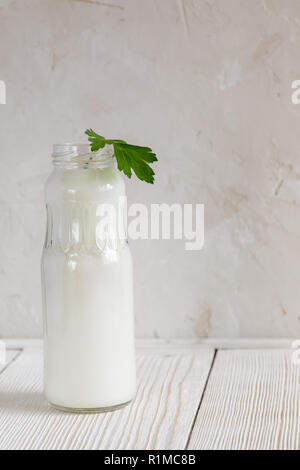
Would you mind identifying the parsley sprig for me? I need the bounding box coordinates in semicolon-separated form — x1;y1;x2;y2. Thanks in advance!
85;129;158;184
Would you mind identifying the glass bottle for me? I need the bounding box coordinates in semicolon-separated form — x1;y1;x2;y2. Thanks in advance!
41;143;136;413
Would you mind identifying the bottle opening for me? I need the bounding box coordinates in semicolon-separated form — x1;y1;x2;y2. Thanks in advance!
52;143;114;168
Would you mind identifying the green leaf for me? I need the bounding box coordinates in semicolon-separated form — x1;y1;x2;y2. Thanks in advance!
84;129;158;184
85;129;106;151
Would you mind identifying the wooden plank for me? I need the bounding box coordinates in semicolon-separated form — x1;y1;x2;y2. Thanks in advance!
188;349;300;450
138;338;296;350
3;337;297;350
0;345;214;450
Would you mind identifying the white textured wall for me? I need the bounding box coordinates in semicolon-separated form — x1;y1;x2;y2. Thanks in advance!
0;0;300;338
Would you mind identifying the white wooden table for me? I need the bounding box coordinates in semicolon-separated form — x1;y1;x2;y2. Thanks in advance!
0;339;299;450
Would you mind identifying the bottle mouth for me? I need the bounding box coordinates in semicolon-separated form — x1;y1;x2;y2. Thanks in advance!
52;143;114;168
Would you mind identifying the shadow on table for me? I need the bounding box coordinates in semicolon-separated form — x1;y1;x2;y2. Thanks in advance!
0;391;63;414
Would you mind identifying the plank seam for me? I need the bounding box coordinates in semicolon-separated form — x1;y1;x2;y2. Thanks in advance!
0;349;23;377
184;349;218;450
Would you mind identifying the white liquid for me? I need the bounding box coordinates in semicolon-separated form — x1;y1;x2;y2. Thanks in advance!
42;165;136;410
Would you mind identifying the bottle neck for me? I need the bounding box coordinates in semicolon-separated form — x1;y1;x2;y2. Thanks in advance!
52;143;115;169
